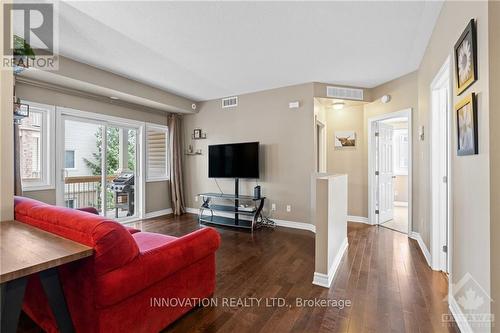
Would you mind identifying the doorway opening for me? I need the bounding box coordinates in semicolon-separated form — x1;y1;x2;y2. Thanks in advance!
430;57;452;273
56;108;144;223
368;109;412;234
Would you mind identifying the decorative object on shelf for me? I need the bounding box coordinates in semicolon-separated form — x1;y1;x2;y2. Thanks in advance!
335;131;356;147
455;93;478;156
13;35;36;74
253;185;261;199
13;98;29;122
454;19;477;95
185;143;202;155
192;128;207;140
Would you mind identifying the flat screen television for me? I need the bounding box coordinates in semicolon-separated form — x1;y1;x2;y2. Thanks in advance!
209;142;259;179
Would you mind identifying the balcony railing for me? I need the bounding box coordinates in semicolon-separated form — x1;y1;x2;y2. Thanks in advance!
64;175;115;211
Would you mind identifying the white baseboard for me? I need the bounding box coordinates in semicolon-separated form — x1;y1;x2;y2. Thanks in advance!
312;237;348;288
448;293;473;333
186;207;315;233
394;201;409;207
186;207;198;215
274;219;316;233
144;208;173;219
347;215;370;224
409;231;432;267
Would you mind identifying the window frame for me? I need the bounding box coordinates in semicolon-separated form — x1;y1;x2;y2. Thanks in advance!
19;101;55;191
145;123;169;182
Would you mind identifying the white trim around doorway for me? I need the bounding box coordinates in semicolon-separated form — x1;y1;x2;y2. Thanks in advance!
367;108;413;235
430;56;453;274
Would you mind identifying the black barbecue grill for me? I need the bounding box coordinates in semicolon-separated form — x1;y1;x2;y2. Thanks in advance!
107;171;134;218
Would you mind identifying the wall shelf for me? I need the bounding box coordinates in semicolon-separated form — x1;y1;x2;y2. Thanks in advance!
185;151;202;156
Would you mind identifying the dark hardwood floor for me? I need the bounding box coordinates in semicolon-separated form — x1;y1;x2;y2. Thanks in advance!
19;214;458;333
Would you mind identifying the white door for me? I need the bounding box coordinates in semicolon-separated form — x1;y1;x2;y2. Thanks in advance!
431;81;450;272
377;122;394;223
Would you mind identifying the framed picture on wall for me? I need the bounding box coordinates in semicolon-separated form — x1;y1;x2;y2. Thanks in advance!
455;93;478;156
334;131;356;148
454;19;477;95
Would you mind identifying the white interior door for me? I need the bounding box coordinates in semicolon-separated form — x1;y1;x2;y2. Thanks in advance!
378;122;394;223
431;82;450;272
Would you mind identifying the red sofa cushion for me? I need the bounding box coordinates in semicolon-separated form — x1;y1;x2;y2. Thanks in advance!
14;196;139;275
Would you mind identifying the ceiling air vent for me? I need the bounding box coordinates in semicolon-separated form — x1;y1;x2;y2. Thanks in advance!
222;96;238;108
326;86;364;101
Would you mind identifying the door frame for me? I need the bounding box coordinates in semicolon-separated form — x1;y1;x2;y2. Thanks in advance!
430;56;453;273
315;117;327;173
368;108;412;235
55;106;145;223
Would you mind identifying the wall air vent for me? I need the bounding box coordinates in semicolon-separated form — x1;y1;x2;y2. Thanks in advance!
326;86;364;101
222;96;238;108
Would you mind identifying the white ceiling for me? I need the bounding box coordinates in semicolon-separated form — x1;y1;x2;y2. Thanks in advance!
18;1;443;102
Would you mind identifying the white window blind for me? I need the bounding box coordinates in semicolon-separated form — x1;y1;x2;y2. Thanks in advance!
146;125;168;181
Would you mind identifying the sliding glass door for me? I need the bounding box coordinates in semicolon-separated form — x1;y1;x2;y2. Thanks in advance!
62;118;104;212
58;114;140;221
104;126;137;219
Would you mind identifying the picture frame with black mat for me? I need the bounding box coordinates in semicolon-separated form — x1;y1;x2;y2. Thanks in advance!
454;19;478;95
455;93;478;156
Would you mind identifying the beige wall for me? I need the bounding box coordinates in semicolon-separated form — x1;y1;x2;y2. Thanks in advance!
0;1;14;221
145;181;171;213
489;1;500;330
324;104;367;217
183;83;315;223
418;0;491;319
316;73;416;219
16;82;172;213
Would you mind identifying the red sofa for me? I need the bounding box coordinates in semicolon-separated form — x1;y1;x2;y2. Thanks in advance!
14;197;221;333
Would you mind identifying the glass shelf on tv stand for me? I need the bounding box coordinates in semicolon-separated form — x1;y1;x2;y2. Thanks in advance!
197;193;266;231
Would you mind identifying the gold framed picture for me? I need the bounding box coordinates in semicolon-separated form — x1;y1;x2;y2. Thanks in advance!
454;19;477;95
455;93;478;156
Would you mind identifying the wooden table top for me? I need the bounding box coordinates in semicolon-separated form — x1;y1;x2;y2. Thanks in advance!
0;220;93;284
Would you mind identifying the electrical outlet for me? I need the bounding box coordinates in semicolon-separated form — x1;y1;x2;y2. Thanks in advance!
195;196;198;202
271;203;276;211
286;205;291;212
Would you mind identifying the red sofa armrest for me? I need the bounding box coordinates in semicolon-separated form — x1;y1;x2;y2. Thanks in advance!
96;227;221;307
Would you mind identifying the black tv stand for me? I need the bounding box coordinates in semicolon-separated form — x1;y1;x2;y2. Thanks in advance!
198;179;265;231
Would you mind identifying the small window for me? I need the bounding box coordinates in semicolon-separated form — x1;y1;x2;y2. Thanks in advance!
65;150;75;169
18;102;54;190
146;124;168;181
